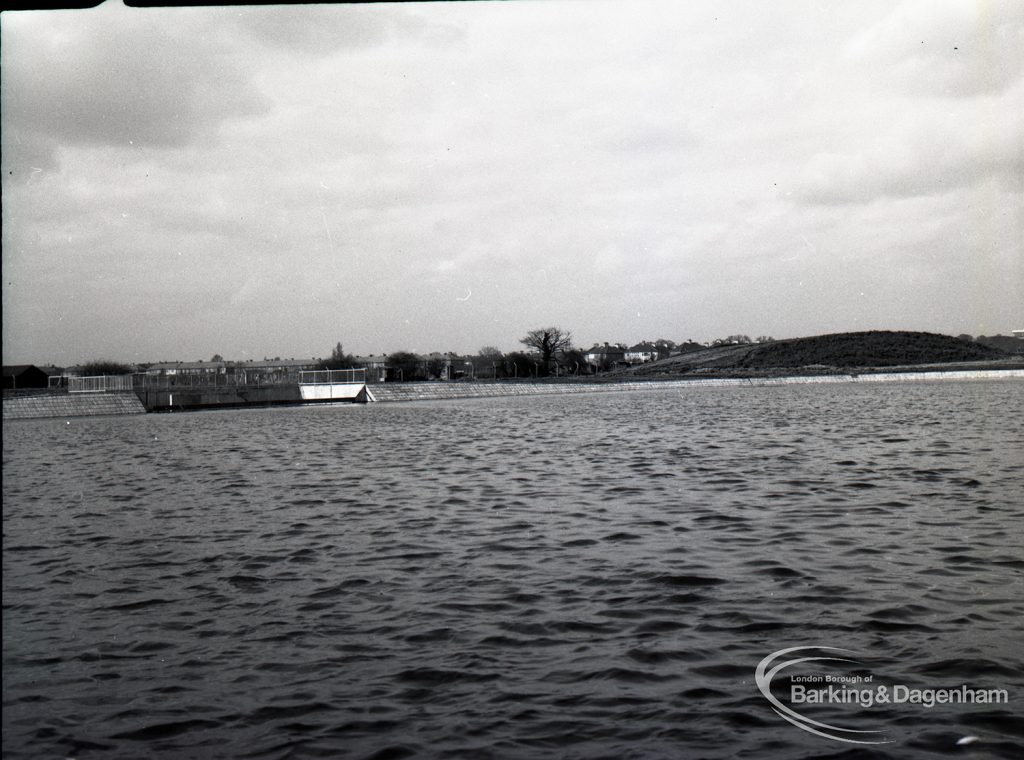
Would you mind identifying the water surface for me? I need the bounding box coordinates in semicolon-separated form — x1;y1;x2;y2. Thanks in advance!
4;381;1023;758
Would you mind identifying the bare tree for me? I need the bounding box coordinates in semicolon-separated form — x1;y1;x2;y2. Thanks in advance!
520;327;573;376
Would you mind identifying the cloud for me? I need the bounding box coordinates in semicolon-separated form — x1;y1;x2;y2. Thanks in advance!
228;4;464;56
2;1;1022;364
844;0;1024;97
793;82;1024;204
1;1;268;175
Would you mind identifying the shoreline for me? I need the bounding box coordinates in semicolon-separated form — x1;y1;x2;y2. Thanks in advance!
4;367;1022;420
367;367;1024;403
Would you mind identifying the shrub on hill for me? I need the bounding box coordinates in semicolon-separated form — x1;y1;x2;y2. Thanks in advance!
975;335;1023;354
738;331;1005;369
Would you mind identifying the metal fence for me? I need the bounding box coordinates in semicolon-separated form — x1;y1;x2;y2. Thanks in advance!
126;368;366;389
68;375;135;393
132;371;292;389
298;368;366;385
134;372;236;389
60;368;366;392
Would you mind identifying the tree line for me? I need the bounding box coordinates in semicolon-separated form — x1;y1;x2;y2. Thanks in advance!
318;328;580;380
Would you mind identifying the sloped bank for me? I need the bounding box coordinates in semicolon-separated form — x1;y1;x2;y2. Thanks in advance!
366;369;1024;403
3;392;146;420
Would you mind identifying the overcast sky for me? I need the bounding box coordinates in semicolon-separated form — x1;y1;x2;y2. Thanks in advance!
2;0;1022;365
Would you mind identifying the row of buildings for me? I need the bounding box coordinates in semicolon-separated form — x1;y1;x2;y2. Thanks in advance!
3;339;708;389
581;340;705;370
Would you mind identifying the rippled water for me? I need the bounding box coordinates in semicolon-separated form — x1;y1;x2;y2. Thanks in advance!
4;381;1023;759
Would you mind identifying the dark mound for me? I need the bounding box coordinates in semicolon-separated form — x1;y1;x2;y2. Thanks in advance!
738;331;1005;369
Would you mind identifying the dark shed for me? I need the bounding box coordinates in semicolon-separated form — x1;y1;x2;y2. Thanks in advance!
3;365;50;389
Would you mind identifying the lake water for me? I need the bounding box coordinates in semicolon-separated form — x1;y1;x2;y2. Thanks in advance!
3;380;1023;759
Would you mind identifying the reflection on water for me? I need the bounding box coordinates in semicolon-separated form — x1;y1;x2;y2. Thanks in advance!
3;381;1023;759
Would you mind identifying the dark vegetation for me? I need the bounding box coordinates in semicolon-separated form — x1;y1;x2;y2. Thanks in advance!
320;343;357;370
675;341;707;353
520;327;573;377
79;360;133;375
625;330;1015;377
738;331;1006;369
970;334;1024;354
386;351;427;381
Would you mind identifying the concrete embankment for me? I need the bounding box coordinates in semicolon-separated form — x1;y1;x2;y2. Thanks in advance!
367;369;1024;404
4;369;1018;417
3;392;147;420
135;385;303;412
366;381;662;403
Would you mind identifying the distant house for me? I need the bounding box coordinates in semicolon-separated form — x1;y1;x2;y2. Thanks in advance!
422;352;449;379
242;358;319;372
3;365;50;389
584;343;628;371
383;352;427;382
1013;329;1024;340
625;342;666;364
145;361;227;376
675;341;707;354
39;366;65;387
353;355;387;383
445;354;476;380
468;353;507;379
420;352;475;380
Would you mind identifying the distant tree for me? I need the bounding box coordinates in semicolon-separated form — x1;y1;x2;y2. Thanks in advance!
956;334;974;343
504;351;537;378
472;347;504;378
211;354;224;362
426;356;447;380
559;348;587;375
79;360;132;375
321;342;356;370
975;335;1020;354
713;334;752;346
387;351;425;381
755;336;775;344
674;340;705;353
520;327;573;377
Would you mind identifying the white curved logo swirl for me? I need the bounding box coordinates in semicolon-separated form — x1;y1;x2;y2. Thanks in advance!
755;646;892;745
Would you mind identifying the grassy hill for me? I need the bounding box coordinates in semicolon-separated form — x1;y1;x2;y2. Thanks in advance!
739;331;1005;369
625;331;1011;377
